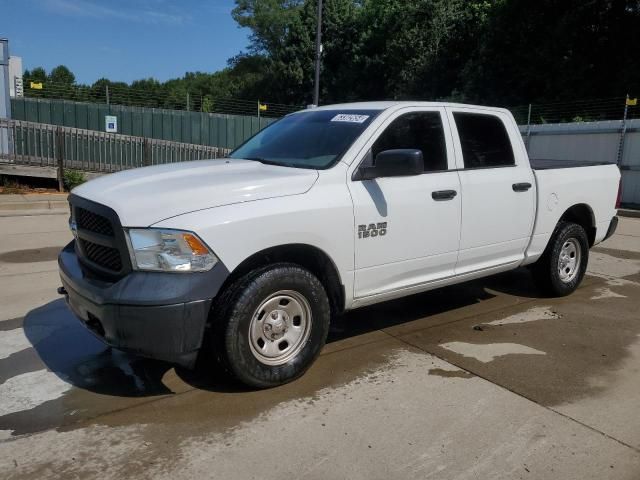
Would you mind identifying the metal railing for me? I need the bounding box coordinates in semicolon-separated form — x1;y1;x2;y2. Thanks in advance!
0;118;231;182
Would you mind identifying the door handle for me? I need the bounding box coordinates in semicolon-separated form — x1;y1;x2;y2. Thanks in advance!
432;190;457;201
512;182;532;192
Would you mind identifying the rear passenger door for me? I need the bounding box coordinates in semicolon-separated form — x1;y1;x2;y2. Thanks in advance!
446;108;536;274
349;108;461;299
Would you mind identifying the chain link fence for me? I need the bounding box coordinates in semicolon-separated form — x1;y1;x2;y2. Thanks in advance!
21;81;303;118
509;96;639;126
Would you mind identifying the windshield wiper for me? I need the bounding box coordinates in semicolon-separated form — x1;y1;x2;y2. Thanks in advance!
242;157;294;167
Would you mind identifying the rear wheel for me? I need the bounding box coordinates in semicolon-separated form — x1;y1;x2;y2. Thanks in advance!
211;263;330;388
531;221;589;296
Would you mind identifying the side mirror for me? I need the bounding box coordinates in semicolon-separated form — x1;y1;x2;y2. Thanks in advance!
356;149;424;180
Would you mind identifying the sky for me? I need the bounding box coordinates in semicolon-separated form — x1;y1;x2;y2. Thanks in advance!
1;0;251;84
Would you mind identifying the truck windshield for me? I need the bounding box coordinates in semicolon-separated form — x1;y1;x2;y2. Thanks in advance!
229;109;380;169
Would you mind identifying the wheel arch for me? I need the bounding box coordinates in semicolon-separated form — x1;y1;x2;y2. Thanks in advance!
558;203;596;246
222;243;346;316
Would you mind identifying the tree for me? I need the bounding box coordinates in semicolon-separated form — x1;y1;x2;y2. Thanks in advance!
49;65;75;85
462;0;640;106
21;0;640;112
24;67;47;84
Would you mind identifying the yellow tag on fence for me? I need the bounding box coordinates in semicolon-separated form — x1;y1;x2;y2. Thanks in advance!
626;97;637;106
30;82;43;90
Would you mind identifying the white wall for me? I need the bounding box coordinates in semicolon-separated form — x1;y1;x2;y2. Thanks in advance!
8;56;23;98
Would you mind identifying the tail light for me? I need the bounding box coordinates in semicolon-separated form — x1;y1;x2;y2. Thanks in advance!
615;178;623;209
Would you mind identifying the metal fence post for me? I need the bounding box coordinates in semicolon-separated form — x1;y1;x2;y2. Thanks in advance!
105;85;110;107
143;137;151;166
0;39;12;158
617;95;630;165
55;125;65;191
525;103;532;152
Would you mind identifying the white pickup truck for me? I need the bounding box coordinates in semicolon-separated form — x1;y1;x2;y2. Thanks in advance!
59;102;621;388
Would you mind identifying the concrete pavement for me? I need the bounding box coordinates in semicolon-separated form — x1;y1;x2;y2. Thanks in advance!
0;213;639;479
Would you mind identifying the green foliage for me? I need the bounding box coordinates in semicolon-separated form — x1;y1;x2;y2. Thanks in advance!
23;0;640;109
0;177;22;194
63;170;86;191
49;65;75;85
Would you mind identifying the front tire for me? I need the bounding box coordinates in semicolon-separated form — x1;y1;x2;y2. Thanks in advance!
531;221;589;297
211;263;330;388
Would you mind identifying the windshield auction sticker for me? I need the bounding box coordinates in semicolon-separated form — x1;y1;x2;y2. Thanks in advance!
331;114;370;123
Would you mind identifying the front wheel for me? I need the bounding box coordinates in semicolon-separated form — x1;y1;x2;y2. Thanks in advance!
210;263;330;388
531;221;589;297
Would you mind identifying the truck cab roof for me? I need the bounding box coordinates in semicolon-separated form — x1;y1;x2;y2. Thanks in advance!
308;101;511;115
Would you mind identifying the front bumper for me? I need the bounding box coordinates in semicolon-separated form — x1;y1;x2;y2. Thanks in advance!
58;241;229;367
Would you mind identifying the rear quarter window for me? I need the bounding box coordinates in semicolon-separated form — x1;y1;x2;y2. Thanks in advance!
453;113;515;168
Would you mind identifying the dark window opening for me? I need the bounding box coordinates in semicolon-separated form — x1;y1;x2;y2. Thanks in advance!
453;113;515;168
371;112;448;172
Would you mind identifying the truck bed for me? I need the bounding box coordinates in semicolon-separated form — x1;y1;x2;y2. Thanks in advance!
530;158;617;170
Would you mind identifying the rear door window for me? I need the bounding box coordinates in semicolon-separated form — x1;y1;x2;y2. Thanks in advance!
453;113;515;168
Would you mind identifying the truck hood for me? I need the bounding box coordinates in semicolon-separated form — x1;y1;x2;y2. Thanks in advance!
72;159;319;226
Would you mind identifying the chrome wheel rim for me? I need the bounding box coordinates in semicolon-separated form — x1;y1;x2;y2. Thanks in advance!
248;290;312;366
558;238;581;283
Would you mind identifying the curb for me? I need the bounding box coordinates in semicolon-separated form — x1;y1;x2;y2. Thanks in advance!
0;208;68;217
618;209;640;219
0;194;68;216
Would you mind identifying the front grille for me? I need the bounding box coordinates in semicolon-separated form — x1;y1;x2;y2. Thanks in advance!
70;195;129;277
76;207;114;237
79;239;123;272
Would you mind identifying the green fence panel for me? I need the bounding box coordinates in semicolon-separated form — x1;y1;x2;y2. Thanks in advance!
226;116;234;150
121;108;132;135
142;111;152;138
210;116;219;148
192;113;201;145
97;104;109;129
37;101;50;124
201;114;210;147
182;112;192;144
11;98;25;120
51;101;64;125
250;116;259;137
25;100;38;123
151;111;163;140
86;103;97;131
63;101;76;127
75;103;89;129
9;97;281;149
243;116;252;142
130;110;142;137
168;113;179;142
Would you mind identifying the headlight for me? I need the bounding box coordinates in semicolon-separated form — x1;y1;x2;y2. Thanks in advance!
126;229;218;272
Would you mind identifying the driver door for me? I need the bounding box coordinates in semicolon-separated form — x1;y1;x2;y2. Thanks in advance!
348;107;462;300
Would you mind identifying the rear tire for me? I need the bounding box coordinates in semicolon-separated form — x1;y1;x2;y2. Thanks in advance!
210;263;330;388
531;221;589;297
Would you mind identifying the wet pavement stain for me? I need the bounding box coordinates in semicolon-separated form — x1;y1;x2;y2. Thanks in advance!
0;346;47;384
1;264;639;449
0;317;26;331
593;246;640;261
439;341;547;363
0;298;407;441
428;368;473;379
87;336;405;437
0;247;63;263
397;274;640;407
